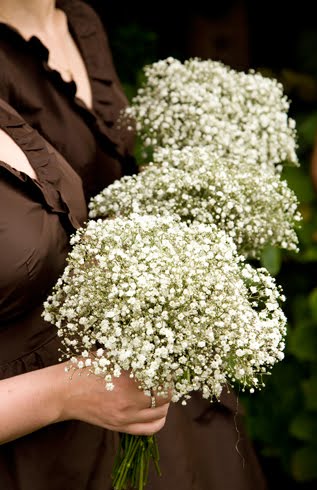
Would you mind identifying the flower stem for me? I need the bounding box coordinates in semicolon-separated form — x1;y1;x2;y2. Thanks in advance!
112;434;161;490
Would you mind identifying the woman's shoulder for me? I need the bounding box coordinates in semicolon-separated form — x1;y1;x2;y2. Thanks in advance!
58;0;105;32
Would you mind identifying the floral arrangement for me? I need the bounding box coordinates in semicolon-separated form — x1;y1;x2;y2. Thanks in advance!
89;146;301;259
44;57;301;489
43;214;287;489
124;57;298;171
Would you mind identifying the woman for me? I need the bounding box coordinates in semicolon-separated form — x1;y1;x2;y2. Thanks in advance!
0;1;267;489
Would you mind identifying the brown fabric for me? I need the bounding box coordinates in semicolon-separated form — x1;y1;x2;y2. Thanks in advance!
149;392;267;490
0;0;137;203
0;1;267;487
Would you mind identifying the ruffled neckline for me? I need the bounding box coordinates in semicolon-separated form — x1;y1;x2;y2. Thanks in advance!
0;0;124;154
0;99;87;230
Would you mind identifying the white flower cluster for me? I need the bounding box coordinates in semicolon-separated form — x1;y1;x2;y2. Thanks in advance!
125;57;298;171
89;146;301;258
43;215;287;402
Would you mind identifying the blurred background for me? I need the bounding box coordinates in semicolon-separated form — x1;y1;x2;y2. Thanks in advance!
87;1;317;487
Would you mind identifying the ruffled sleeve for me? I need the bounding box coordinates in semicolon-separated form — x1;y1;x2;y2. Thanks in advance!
0;98;87;230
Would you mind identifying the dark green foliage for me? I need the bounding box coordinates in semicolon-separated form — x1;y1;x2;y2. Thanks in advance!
242;99;317;485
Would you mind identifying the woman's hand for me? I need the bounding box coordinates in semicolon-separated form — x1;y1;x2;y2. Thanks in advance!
0;362;170;444
59;364;171;436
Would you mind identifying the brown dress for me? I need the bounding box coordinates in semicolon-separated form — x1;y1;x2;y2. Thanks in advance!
0;1;268;488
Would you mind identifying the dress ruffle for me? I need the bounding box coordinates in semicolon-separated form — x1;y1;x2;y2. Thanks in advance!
56;0;136;162
0;99;87;230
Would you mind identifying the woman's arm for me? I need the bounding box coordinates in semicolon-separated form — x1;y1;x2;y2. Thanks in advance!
0;362;170;444
0;363;66;443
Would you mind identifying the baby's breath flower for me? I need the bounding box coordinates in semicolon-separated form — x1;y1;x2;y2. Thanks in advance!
89;146;301;259
123;57;298;170
43;215;287;401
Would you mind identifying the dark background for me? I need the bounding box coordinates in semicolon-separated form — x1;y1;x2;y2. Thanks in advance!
88;0;317;80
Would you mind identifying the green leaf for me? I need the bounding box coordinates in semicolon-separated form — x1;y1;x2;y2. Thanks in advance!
298;247;317;262
288;323;317;361
282;166;315;203
309;363;317;378
303;376;317;411
290;412;317;441
260;246;282;276
289;294;312;325
309;288;317;320
292;446;317;481
297;111;317;149
122;83;137;103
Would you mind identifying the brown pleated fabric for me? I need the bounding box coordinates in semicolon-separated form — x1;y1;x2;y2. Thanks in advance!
0;0;268;487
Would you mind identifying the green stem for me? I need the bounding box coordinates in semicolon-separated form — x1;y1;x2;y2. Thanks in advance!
114;437;141;489
112;434;161;490
139;447;144;490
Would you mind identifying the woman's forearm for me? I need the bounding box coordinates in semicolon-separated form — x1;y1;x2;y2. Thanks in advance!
0;362;67;444
0;359;170;445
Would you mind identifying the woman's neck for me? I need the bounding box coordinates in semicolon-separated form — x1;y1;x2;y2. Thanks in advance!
0;0;57;34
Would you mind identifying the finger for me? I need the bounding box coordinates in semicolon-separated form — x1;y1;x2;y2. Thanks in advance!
139;404;170;422
122;403;169;426
134;391;171;411
123;416;167;436
151;393;172;408
107;400;170;429
146;387;172;409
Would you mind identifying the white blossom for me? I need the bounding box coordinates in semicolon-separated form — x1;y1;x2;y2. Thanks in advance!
43;215;287;401
123;57;298;171
89;146;301;259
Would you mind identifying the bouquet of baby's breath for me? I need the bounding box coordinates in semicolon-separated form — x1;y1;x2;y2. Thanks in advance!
124;57;298;171
43;214;287;490
89;146;301;259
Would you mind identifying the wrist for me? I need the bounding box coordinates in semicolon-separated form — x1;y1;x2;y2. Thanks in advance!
54;361;92;423
50;361;73;424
